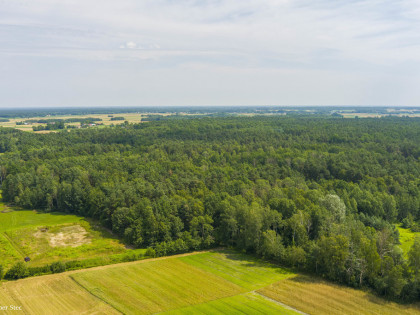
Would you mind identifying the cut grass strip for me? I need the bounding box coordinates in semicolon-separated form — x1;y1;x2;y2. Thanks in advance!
160;292;299;315
71;258;242;314
258;275;420;315
180;250;294;290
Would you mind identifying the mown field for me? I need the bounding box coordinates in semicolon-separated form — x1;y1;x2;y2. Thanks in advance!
1;250;419;314
0;205;134;269
259;275;420;315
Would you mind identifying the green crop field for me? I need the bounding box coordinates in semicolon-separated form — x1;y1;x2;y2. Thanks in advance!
0;251;419;314
0;206;131;268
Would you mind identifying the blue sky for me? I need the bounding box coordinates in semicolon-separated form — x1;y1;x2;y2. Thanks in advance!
1;0;419;107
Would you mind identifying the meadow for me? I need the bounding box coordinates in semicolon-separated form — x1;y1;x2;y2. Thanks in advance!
0;206;132;269
397;225;420;257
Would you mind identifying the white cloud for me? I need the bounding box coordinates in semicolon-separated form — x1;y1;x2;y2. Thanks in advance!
0;0;420;106
125;41;137;49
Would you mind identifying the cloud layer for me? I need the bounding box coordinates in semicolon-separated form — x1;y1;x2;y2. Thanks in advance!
1;0;419;106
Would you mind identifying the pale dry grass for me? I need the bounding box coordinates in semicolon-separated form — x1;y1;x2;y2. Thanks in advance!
258;275;420;315
0;275;118;314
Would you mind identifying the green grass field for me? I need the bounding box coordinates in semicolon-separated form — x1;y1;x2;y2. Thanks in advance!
161;292;298;314
0;207;131;268
71;258;242;314
179;251;293;290
397;225;420;257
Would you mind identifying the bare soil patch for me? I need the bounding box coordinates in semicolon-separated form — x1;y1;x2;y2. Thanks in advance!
34;225;92;248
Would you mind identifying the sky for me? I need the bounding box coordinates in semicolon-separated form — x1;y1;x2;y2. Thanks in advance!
1;0;420;107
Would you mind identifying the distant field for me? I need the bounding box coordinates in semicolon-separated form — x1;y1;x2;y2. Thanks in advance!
0;250;419;314
397;225;420;257
258;275;420;315
0;207;130;268
0;113;145;132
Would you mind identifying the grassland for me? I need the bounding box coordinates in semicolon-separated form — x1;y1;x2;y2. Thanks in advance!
397;225;420;257
1;250;419;314
179;251;293;290
161;292;298;315
258;275;420;315
71;257;242;314
0;207;131;268
0;274;118;314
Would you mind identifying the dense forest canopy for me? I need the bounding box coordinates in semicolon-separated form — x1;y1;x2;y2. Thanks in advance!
0;116;419;301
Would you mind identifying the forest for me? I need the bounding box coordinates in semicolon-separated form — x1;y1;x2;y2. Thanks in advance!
0;116;419;302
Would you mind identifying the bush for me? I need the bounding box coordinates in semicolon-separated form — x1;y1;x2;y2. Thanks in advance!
0;264;3;279
50;261;66;273
27;265;50;277
145;248;156;258
5;262;28;280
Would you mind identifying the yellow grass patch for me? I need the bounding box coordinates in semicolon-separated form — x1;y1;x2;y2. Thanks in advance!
0;275;118;315
258;275;420;315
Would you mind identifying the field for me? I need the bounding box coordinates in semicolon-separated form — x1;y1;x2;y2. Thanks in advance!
259;275;420;315
1;250;419;314
0;113;145;132
179;251;293;290
161;292;297;314
0;206;131;269
397;225;420;257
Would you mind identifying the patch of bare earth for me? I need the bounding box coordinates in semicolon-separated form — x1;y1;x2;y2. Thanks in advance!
34;225;92;247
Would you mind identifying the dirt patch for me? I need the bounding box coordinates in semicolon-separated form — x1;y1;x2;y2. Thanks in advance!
34;225;91;248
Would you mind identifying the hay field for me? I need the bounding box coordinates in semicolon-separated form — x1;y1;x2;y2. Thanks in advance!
0;274;118;315
1;251;419;314
258;275;420;315
71;258;242;314
179;251;293;290
161;292;297;315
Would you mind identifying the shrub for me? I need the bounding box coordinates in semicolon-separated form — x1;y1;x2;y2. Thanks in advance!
145;248;156;258
50;261;66;273
5;262;28;280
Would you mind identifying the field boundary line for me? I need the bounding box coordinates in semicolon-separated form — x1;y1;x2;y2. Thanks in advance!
251;291;308;315
69;275;123;314
2;231;25;258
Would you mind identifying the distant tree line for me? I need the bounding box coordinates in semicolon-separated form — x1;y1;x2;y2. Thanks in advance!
0;116;419;301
